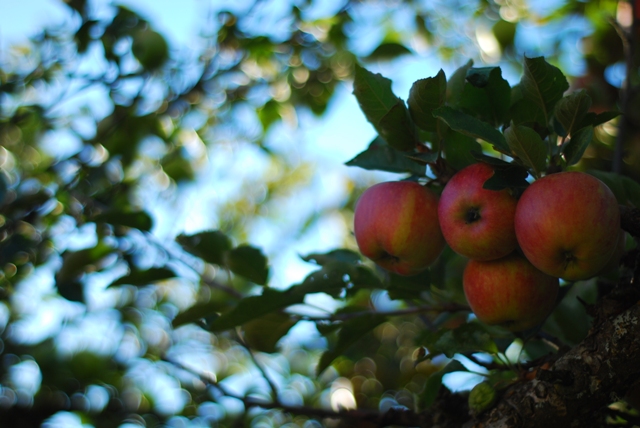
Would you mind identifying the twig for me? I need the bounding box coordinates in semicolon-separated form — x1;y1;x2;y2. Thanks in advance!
236;331;281;405
161;355;425;426
288;302;469;322
610;5;638;173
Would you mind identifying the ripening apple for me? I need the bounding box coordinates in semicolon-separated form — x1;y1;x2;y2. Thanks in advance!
463;253;559;332
353;181;445;276
514;172;620;281
438;162;519;261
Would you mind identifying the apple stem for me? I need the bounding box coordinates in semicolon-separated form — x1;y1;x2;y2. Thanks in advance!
562;251;577;271
465;207;481;224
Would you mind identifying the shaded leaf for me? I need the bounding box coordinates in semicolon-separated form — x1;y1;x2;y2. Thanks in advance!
404;151;439;165
587;170;640;207
563;125;593;166
56;243;114;285
504;123;547;178
555;90;591;137
378;101;419;151
578;110;621;130
226;245;269;285
386;269;431;300
423;359;468;408
345;137;426;175
110;267;176;287
433;106;509;153
418;322;498;359
301;249;361;266
243;312;297;353
297;261;382;298
365;42;412;61
177;230;232;266
408;69;447;132
442;129;482;171
447;60;474;106
172;299;230;328
520;56;569;123
207;288;304;332
461;67;511;127
317;313;387;375
93;210;153;231
353;65;417;151
471;151;513;168
482;166;530;194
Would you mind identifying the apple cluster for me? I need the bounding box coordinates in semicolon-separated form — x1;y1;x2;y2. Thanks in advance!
353;163;622;332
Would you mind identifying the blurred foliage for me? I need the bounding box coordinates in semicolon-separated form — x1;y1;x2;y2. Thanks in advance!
0;0;638;426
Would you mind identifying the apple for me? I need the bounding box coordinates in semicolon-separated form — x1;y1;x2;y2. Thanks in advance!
353;181;445;276
438;162;519;261
463;253;559;332
514;172;620;281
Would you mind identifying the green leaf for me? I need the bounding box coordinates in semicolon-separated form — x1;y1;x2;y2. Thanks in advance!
555;90;592;137
423;359;468;407
419;322;498;359
177;230;232;266
242;312;297;353
353;64;399;124
586;170;640;207
365;42;412;61
172;299;230;328
316;313;387;375
345;137;426;175
461;67;511;127
471;151;513;168
110;267;176;287
520;56;569;124
404;151;439;165
56;242;114;285
226;245;269;285
563;125;593;166
442;129;482;171
408;69;447;132
378;101;419;151
297;261;382;298
386;269;431;300
433;106;509;153
482;166;530;194
207;288;304;332
509;84;547;127
93;210;153;231
504;123;547;178
353;65;417;151
447;59;473;107
301;249;362;266
578;110;622;130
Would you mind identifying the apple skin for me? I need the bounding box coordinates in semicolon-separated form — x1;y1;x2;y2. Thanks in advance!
438;163;519;261
463;253;559;332
354;181;445;276
514;172;620;281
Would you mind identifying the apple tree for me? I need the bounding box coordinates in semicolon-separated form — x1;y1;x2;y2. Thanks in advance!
1;1;640;427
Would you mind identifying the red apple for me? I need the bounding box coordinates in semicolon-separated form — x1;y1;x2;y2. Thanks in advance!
438;163;519;261
354;181;445;276
514;172;620;281
463;253;559;332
